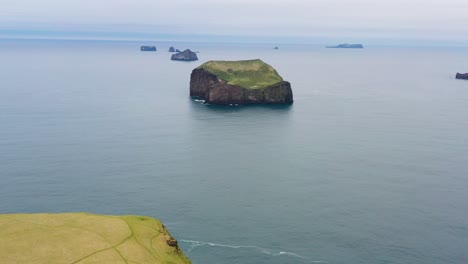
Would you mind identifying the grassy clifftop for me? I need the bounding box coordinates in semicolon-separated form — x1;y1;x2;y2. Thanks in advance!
197;59;283;89
0;213;191;264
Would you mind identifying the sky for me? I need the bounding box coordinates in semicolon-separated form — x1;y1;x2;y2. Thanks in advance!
1;0;468;45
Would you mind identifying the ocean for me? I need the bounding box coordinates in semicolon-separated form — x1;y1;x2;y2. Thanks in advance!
0;39;467;264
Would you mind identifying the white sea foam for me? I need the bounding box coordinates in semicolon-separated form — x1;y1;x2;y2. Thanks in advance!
181;239;259;250
180;239;327;263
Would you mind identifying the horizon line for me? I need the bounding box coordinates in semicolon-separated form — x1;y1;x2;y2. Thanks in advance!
1;35;468;48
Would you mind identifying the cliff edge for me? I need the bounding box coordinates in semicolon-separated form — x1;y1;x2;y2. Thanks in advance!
190;59;293;105
0;213;191;264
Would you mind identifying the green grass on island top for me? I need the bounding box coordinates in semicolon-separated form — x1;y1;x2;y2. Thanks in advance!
0;213;191;264
197;59;284;89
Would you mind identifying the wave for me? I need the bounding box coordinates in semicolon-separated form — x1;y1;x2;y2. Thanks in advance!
180;239;327;263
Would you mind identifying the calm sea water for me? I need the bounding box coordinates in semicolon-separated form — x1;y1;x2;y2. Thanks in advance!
1;39;468;264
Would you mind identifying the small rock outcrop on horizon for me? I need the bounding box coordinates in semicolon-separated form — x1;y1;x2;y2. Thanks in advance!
190;59;293;105
274;46;279;50
169;46;176;52
141;46;157;51
176;49;181;52
326;43;364;49
171;49;198;61
456;72;468;80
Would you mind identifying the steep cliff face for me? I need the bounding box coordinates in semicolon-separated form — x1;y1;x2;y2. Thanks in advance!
456;72;468;80
190;68;219;98
202;77;293;105
190;60;293;105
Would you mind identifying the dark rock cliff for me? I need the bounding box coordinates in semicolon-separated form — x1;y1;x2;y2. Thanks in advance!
456;72;468;80
190;68;293;105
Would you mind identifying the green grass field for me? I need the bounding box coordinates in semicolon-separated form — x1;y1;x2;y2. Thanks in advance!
197;59;283;89
0;213;191;264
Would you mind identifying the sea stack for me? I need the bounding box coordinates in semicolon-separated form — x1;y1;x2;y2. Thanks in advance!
190;59;293;105
141;46;157;51
456;72;468;80
169;46;176;52
171;49;198;61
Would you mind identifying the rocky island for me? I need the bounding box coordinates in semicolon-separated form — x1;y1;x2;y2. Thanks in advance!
169;46;176;52
326;43;364;49
456;72;468;80
190;59;293;105
0;213;191;264
140;46;157;51
171;49;198;61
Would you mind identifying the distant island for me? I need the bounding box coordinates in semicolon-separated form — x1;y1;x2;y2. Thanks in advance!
274;46;279;50
326;43;364;49
456;72;468;80
169;46;176;52
190;59;293;105
0;213;191;264
140;46;157;51
171;49;198;61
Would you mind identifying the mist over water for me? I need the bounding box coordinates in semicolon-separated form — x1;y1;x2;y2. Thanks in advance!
1;39;468;264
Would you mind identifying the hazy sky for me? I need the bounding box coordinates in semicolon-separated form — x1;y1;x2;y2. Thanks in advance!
1;0;468;43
